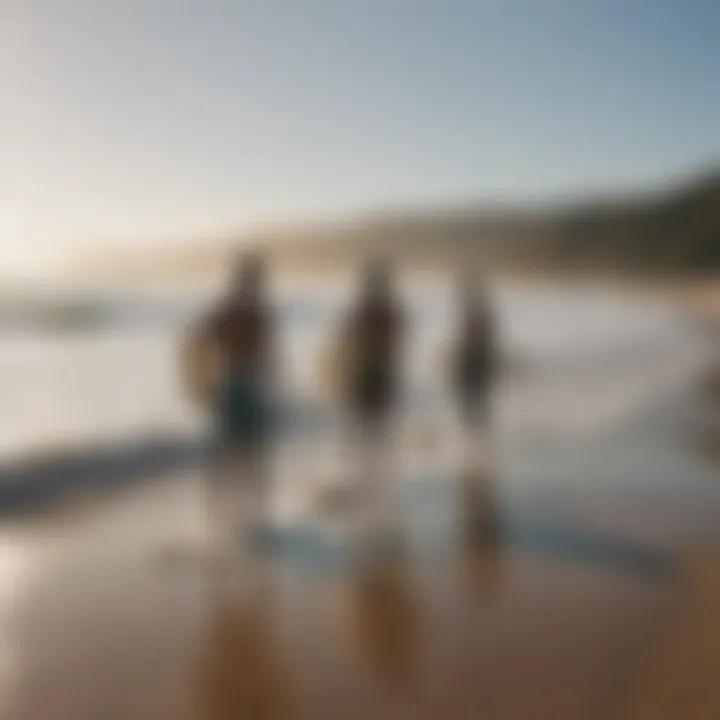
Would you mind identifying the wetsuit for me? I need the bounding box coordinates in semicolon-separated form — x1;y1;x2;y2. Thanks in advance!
453;308;494;426
349;300;402;424
206;299;273;449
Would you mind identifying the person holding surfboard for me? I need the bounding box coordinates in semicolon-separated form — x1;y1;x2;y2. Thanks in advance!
346;258;404;431
184;252;276;555
337;259;405;538
451;272;496;431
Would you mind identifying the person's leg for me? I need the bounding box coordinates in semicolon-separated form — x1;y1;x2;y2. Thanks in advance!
237;444;269;543
467;381;496;473
205;442;238;560
455;380;480;469
221;371;272;543
357;396;403;546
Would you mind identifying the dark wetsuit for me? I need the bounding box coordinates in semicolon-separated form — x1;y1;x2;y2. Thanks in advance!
453;308;494;426
349;300;402;423
205;299;273;449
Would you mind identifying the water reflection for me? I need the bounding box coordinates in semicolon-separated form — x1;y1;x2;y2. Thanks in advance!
0;536;35;718
203;448;269;560
457;464;505;604
338;553;422;690
197;576;288;720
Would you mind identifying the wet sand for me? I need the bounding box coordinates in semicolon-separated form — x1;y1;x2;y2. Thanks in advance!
1;384;719;720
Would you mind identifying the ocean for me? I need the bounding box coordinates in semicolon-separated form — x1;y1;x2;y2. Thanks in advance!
0;279;711;464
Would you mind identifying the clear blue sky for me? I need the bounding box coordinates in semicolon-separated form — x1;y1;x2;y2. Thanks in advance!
1;0;718;271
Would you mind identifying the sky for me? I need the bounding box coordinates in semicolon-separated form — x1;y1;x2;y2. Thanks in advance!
1;0;718;274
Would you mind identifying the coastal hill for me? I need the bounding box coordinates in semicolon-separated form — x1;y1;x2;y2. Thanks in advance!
86;168;720;278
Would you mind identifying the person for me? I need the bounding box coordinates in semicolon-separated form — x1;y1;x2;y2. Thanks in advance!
451;272;496;430
186;253;276;555
346;258;404;431
338;259;404;538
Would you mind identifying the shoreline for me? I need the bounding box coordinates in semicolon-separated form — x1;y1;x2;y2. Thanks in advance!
0;276;714;517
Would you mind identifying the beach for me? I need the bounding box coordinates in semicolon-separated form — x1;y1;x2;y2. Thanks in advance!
0;280;717;720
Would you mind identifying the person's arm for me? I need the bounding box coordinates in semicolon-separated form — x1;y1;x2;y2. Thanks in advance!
263;306;282;389
483;306;498;376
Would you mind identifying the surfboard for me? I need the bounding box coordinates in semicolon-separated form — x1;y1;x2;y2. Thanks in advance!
180;323;225;409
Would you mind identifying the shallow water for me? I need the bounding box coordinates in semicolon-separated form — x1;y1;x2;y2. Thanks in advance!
0;281;711;462
0;281;717;720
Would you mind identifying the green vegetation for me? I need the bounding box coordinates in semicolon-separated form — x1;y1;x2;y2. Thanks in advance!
87;167;720;279
254;168;720;276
